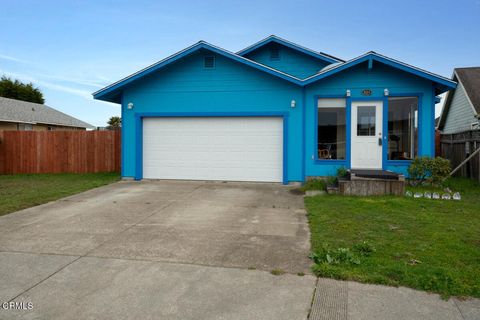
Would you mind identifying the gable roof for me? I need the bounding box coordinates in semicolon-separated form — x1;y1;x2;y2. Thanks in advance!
455;67;480;114
0;97;93;129
236;35;344;64
94;39;457;104
303;51;457;94
438;67;480;129
93;41;304;103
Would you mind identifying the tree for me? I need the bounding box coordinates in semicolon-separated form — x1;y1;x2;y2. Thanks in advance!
107;116;121;130
0;76;44;104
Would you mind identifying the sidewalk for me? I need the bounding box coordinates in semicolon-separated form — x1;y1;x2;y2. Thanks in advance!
310;278;480;320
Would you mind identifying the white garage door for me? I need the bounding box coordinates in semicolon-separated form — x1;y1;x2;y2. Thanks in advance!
143;117;283;182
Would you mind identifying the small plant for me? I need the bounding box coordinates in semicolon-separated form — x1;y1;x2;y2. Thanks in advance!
353;241;376;256
337;167;348;178
270;269;285;275
297;272;305;276
310;247;361;266
248;266;256;270
408;157;451;186
300;179;327;192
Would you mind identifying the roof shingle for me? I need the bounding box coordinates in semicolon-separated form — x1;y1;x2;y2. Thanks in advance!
455;67;480;114
0;97;93;129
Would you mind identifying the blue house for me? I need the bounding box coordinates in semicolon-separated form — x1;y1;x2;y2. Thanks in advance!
93;35;456;184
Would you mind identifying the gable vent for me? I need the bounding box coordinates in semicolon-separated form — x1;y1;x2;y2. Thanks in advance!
270;47;280;60
204;56;215;69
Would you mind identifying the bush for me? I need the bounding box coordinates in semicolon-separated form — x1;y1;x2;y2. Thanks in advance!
407;157;451;186
337;167;348;178
300;179;327;192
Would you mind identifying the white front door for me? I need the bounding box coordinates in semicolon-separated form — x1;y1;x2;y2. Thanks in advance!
351;101;383;169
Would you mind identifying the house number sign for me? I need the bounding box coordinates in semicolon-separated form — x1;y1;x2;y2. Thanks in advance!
362;89;372;96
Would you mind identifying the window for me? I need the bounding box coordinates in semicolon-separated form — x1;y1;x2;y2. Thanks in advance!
388;97;418;160
317;98;346;160
270;47;280;60
204;56;215;69
357;106;376;136
17;123;33;131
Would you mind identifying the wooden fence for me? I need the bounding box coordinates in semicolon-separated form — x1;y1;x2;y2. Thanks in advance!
0;130;121;174
440;130;480;181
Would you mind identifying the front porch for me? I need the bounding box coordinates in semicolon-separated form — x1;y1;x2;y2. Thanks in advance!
338;169;406;196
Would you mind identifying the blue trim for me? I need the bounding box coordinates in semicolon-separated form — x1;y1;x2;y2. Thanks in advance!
303;53;457;91
387;160;412;166
432;85;436;156
346;97;352;168
94;41;303;102
301;87;306;181
382;96;389;170
120;94;126;177
134;114;143;180
134;112;290;184
237;35;341;64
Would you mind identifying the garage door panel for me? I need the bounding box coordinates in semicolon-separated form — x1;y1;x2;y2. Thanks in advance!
143;117;283;182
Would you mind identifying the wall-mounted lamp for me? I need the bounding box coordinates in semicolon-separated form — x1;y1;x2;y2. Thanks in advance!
346;89;351;97
127;102;134;110
384;88;389;96
290;100;296;108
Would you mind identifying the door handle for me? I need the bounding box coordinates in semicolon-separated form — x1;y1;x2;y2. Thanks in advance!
378;138;382;146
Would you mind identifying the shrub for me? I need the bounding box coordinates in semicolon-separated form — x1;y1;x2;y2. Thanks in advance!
407;157;451;186
337;167;348;178
300;179;327;192
429;157;451;185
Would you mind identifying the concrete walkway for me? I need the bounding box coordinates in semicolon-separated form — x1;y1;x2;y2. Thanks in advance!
0;180;478;319
311;278;480;320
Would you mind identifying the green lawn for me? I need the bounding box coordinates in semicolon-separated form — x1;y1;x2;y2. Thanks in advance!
305;178;480;298
0;173;120;216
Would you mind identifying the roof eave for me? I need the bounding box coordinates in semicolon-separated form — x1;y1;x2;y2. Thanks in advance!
93;41;303;103
237;35;343;64
303;52;457;93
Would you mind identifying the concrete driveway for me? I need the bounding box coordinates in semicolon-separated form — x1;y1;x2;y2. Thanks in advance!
0;180;315;320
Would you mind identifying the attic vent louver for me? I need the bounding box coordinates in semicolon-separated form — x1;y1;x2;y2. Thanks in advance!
204;56;215;69
270;47;280;60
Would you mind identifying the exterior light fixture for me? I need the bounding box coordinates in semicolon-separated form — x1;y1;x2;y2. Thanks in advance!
346;89;351;97
290;100;296;108
127;102;134;110
384;88;389;96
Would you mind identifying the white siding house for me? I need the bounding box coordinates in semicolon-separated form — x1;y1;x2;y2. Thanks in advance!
439;67;480;133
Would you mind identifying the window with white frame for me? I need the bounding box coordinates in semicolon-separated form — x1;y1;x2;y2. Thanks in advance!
317;98;346;160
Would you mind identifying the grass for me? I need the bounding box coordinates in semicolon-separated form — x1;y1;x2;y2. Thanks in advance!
0;173;120;216
299;177;337;193
305;178;480;298
270;269;286;276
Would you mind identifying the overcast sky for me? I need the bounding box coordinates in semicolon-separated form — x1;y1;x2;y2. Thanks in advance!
1;0;479;127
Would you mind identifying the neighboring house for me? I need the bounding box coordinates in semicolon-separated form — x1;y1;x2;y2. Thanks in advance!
93;35;456;183
438;67;480;133
0;97;93;131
